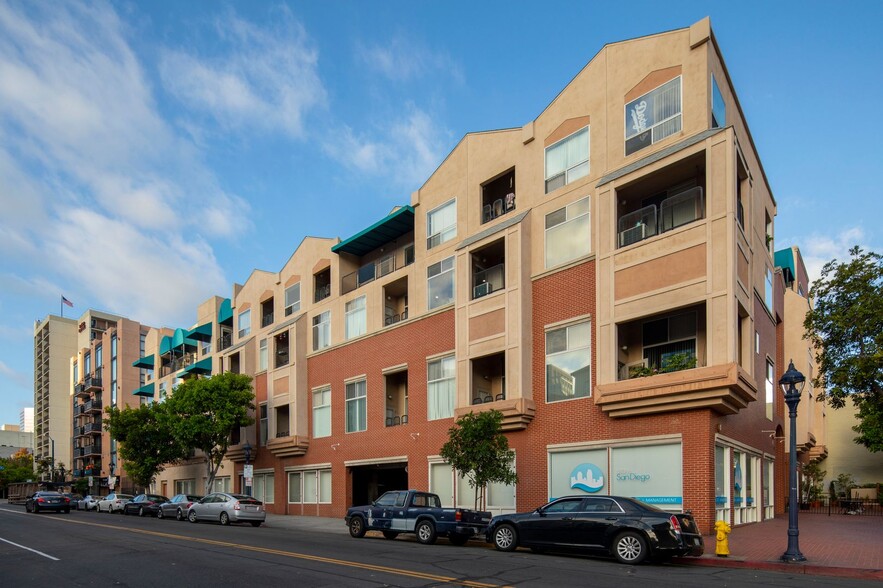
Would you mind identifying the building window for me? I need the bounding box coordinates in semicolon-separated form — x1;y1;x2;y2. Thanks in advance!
427;356;455;420
765;211;773;254
625;76;682;156
764;267;774;312
259;403;268;446
427;256;455;310
258;338;268;371
288;469;331;504
238;309;251;338
345;379;367;433
312;311;330;351
253;473;274;504
545;126;589;193
765;359;774;420
711;75;726;128
345;296;367;340
546;322;591;402
84;353;91;377
95;345;102;369
285;282;301;316
73;362;78;385
545;196;590;268
312;386;331;438
111;334;117;407
174;479;196;495
642;311;697;371
756;330;760;355
426;199;456;249
287;472;302;503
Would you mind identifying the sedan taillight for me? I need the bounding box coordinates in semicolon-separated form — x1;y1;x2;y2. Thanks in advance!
233;501;241;510
669;515;682;536
64;498;70;503
37;498;46;503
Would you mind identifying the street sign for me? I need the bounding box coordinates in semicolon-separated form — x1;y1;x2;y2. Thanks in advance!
245;477;253;488
244;465;253;478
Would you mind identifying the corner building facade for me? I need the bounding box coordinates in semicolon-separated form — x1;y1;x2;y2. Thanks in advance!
153;18;792;533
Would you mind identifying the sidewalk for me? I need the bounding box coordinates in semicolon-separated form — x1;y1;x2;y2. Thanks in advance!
264;512;883;579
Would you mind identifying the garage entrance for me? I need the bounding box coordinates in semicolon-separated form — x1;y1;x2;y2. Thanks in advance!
349;462;408;506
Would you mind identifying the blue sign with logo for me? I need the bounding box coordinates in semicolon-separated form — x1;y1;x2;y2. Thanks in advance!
570;463;605;493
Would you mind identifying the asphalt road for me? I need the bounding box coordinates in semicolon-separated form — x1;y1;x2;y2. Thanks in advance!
0;505;876;587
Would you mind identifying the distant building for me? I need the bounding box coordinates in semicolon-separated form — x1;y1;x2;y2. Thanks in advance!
20;407;34;433
34;314;78;473
0;429;32;459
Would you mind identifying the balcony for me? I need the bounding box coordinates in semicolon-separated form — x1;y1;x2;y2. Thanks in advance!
83;444;101;456
266;434;309;458
74;383;89;398
341;243;415;295
85;399;103;413
383;276;409;327
481;168;516;224
471;238;505;300
84;374;103;392
86;421;102;434
218;331;232;352
314;282;331;303
74;426;86;438
262;312;274;328
385;369;408;427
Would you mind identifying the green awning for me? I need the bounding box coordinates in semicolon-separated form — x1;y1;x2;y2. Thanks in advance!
133;383;155;397
332;205;414;257
159;335;173;355
774;248;796;284
182;357;212;376
172;327;197;350
132;355;154;369
187;322;212;342
218;298;233;325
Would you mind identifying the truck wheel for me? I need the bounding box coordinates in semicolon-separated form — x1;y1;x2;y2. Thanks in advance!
382;531;398;540
349;516;367;538
415;520;437;545
614;531;648;565
493;524;518;552
448;533;469;546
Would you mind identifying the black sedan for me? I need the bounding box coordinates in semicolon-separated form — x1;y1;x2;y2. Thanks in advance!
486;495;703;564
122;493;169;517
157;494;203;521
25;491;71;514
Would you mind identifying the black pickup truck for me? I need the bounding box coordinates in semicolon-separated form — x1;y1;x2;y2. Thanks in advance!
345;489;491;545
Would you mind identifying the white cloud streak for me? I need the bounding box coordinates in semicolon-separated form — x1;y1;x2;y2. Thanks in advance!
799;227;867;285
357;36;464;84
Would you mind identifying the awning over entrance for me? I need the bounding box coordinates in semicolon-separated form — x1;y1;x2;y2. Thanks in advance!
331;205;415;257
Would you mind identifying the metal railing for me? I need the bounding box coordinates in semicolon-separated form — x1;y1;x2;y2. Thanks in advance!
473;264;505;299
617;187;704;248
218;332;233;351
314;283;331;303
792;496;883;516
262;312;274;328
341;244;415;295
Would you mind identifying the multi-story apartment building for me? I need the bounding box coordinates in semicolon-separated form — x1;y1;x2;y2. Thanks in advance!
20;407;34;433
147;18;788;533
69;311;152;495
34;314;78;475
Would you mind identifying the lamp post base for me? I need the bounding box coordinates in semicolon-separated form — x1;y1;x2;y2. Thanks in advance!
781;551;807;563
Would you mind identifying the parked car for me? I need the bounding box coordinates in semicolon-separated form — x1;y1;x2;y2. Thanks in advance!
63;493;84;510
25;491;71;514
157;494;203;521
97;493;134;514
486;495;703;564
345;490;491;545
122;493;169;517
80;495;103;511
187;493;265;527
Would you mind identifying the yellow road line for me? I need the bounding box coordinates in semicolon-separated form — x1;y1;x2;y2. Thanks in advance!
0;509;505;588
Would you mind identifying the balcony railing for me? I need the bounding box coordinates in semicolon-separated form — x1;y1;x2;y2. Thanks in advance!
275;350;290;368
74;383;89;398
341;244;415;295
83;444;101;456
84;374;103;392
473;264;505;299
262;312;274;328
314;283;331;303
384;309;409;327
385;414;408;427
218;332;232;351
85;399;103;413
617;187;704;248
86;422;102;434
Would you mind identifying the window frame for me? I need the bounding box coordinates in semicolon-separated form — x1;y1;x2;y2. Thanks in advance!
258;338;268;371
312;311;331;351
544;196;591;268
284;282;301;316
427;355;456;421
238;309;251;338
544;126;590;194
427;256;455;310
545;320;592;403
312;386;331;438
624;76;683;156
426;199;457;249
345;295;367;340
711;74;726;128
345;379;367;433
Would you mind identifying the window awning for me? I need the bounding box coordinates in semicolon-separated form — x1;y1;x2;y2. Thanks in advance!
187;322;212;342
159;335;173;355
133;383;155;397
132;355;154;369
172;327;197;350
181;357;212;377
331;205;415;257
218;298;233;326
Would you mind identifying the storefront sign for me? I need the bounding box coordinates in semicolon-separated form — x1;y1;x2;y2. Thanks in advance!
569;463;605;493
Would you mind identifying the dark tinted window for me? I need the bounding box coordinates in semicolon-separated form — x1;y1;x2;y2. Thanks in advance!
544;498;584;513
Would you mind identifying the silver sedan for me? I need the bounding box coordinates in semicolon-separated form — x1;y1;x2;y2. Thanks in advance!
186;492;265;527
157;494;203;521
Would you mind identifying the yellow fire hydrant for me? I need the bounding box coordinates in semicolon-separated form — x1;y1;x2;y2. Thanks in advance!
714;520;731;557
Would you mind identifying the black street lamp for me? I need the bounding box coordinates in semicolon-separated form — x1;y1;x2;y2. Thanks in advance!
243;441;253;497
779;360;807;563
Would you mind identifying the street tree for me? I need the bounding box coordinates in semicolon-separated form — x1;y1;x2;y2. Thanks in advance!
440;409;517;510
804;246;883;452
105;402;187;490
165;372;254;494
0;451;34;493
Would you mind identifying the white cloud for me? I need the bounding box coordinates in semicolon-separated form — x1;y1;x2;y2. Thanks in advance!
323;105;451;189
799;227;866;285
357;36;463;84
159;5;326;138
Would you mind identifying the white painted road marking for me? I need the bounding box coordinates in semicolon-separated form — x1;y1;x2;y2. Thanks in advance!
0;537;60;561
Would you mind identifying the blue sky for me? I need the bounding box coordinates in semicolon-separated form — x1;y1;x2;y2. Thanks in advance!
1;0;881;426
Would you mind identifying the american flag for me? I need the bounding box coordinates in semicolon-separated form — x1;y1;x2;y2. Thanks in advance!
62;296;73;308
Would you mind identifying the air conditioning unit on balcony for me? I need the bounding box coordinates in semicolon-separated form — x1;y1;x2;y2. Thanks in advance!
618;223;647;247
473;282;491;299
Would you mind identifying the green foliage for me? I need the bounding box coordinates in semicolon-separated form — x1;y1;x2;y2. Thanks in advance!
629;353;697;378
804;246;883;452
800;461;826;503
105;402;187;490
72;477;89;495
165;372;254;494
0;452;34;491
439;410;517;511
835;473;857;499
